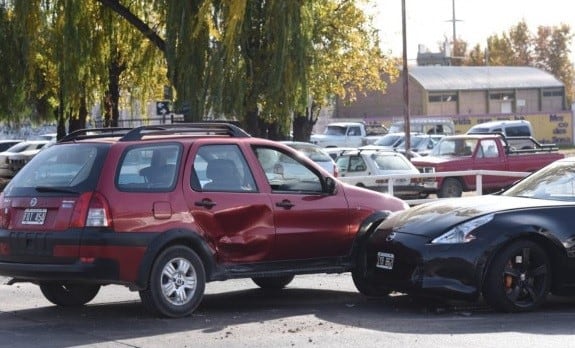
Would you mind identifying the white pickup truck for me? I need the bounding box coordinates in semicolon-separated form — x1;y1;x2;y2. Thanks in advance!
310;122;368;148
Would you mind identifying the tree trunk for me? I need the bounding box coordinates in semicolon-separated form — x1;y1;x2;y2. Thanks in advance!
292;111;316;142
245;108;260;137
103;92;112;127
108;54;125;127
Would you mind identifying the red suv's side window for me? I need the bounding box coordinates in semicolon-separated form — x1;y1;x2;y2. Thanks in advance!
117;144;181;191
254;146;322;193
192;144;257;192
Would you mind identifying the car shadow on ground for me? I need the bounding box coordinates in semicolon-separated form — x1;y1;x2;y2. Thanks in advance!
3;286;575;347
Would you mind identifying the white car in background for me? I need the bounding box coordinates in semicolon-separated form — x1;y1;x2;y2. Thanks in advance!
335;149;426;199
280;141;339;177
0;140;49;178
323;147;358;161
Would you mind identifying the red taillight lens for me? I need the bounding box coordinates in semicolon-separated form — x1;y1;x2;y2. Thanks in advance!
70;192;112;228
333;164;339;178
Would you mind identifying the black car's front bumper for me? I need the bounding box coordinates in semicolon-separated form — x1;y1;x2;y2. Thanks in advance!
365;229;488;301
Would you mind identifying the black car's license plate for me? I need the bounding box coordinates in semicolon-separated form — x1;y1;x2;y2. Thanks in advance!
22;208;47;225
376;252;394;270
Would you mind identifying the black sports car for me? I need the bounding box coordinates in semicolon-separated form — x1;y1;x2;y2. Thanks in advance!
353;157;575;312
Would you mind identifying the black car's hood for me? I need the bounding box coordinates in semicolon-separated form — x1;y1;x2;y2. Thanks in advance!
380;195;567;237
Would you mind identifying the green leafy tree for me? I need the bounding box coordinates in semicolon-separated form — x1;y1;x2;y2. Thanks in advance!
292;0;399;141
465;21;574;104
533;24;574;104
467;43;486;66
97;0;397;140
485;33;515;66
508;20;532;66
0;3;30;126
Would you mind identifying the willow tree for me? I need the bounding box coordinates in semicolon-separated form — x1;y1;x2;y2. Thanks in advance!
0;2;31;125
97;0;396;139
3;0;61;129
98;1;168;127
205;0;398;139
201;0;308;137
163;1;212;122
292;0;398;141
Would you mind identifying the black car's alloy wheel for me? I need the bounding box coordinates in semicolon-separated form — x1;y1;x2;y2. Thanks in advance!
252;275;295;289
39;282;100;306
483;240;550;312
140;245;206;318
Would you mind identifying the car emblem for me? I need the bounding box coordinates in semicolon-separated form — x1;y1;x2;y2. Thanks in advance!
30;198;37;207
386;232;396;242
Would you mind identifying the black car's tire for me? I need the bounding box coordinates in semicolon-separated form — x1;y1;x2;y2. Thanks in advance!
352;253;391;297
483;240;550;313
39;282;100;306
438;178;463;198
252;275;295;289
139;245;205;318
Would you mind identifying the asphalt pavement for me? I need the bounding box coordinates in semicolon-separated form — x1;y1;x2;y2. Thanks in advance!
3;274;575;348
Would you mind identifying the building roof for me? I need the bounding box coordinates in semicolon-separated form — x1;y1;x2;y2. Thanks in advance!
409;66;564;91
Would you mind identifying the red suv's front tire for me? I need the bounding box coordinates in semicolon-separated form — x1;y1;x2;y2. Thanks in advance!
139;245;206;318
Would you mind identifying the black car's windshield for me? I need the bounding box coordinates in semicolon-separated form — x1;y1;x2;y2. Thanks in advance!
503;160;575;201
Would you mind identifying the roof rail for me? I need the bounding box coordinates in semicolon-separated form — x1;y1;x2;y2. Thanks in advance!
119;122;251;141
59;127;133;142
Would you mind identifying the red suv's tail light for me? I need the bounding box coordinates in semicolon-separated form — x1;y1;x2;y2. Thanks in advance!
70;191;112;228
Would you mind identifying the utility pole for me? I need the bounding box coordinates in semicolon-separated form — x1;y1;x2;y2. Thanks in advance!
401;0;410;155
446;0;462;55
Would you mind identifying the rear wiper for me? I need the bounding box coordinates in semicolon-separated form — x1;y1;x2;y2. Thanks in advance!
35;186;79;194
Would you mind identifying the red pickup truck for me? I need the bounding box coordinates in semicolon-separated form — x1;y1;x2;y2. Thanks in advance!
411;134;565;197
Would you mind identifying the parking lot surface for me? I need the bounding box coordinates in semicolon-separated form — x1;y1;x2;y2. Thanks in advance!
3;274;575;348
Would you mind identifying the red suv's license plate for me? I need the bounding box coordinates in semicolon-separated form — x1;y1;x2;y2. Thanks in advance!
22;208;47;225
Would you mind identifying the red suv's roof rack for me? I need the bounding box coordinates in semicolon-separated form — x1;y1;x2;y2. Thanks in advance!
59;127;133;142
59;122;251;143
120;122;251;141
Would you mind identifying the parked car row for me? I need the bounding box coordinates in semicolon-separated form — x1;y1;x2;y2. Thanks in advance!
332;148;426;199
0;139;51;179
0;122;572;317
0;123;408;318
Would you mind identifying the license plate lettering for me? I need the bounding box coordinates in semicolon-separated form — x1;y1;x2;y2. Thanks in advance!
22;208;47;225
376;252;394;270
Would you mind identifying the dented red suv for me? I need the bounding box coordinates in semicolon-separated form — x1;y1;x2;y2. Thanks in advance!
0;123;407;317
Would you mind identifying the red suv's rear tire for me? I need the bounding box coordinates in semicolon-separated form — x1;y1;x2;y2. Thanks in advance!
39;282;100;306
139;245;206;318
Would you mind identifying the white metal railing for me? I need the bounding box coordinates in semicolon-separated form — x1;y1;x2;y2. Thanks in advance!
338;169;530;205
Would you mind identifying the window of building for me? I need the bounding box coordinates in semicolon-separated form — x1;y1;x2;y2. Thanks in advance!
428;93;458;103
542;89;564;97
489;92;514;100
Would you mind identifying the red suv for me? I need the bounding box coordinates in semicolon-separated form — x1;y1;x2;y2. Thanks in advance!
0;123;407;317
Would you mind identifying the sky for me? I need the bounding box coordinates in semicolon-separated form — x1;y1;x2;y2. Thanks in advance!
369;0;575;63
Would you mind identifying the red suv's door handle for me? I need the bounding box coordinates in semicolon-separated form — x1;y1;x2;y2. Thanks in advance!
275;200;294;209
195;199;216;209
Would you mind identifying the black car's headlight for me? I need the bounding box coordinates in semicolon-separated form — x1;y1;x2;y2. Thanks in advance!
431;213;494;244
